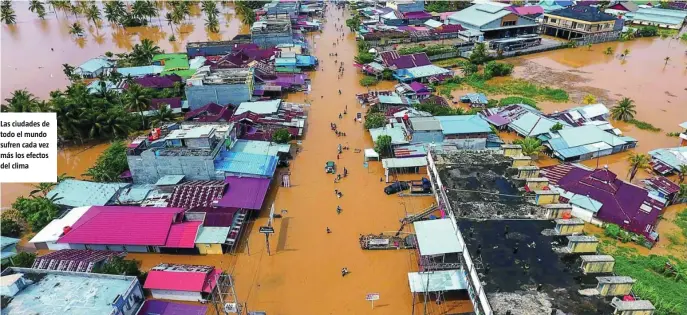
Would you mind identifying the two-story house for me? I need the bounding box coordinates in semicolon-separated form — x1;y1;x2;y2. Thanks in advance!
542;5;622;44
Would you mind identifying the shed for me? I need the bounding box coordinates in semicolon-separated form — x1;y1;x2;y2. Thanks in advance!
596;276;635;296
511;155;532;167
195;226;230;255
534;190;560;205
526;177;549;191
566;235;599;253
501;144;523;157
364;148;381;161
554;218;584;235
612;300;655;315
382;157;427;182
542;203;572;219
516;166;540;179
155;175;186;193
579;255;615;274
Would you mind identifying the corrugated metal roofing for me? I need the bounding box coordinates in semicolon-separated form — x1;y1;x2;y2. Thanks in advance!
404;65;452;78
625;11;686;25
156;175;186;186
29;207;92;244
195;226;231;244
378;95;405;104
409;117;442;131
414;219;462;256
77;57;113;73
116;65;164;77
214;152;278;177
163;221;202;248
509;112;563;137
137;300;208;315
115;185;154;204
46;180;129;208
448;4;511;27
144;268;219;292
394;144;428;158
235;99;281;116
217;176;271;210
231;140;291;156
436;115;492;135
557;125;628;148
369;124;409;145
382;157;428;169
648;146;687;171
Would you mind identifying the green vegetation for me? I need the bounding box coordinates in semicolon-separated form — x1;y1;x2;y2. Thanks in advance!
610;97;637;121
94;256;142;277
434;57;465;68
381;69;394;80
12;196;60;231
398;44;455;57
629;119;662;132
345;13;361;32
604;223;647;245
600;241;687;315
582;94;597;105
677;165;687;184
468;42;490;65
84;141;129;182
666;132;682;137
627;152;650;182
550;122;564;132
115;39;163;67
414;103;472;116
639;25;659;37
272;128;291;144
675;208;687;238
359;76;379;87
464;75;569;102
658;29;677;39
236;1;257;26
425;1;471;12
0;218;22;237
604;47;614;55
374;135;393;156
513;137;544;157
364;112;386;129
354;52;375;64
1;0;16;24
681;33;687;41
498;96;539;109
10;252;37;268
484;61;514;77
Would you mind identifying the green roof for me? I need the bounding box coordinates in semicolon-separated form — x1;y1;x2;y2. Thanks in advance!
154;53;191;74
195;226;230;244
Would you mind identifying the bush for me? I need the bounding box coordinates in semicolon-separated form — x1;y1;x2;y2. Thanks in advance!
83;141;129;182
468;42;490;65
12;196;59;232
681;33;687;41
272;128;291;144
629;119;661;132
604;223;621;238
381;69;394;80
639;25;658;37
364;112;386;129
374;135;392;156
354;52;375;64
398;44;454;57
359;76;379;87
415;103;459;116
484;61;514;77
498;96;539;109
94;256;141;276
0;218;22;238
11;252;36;268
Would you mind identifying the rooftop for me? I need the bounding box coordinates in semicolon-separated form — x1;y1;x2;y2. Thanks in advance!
234;99;282;116
190;67;253;85
649;146;687;171
77;57;114;73
448;4;511;27
1;268;140;315
46;179;129;208
579;255;614;262
251;19;292;34
414;218;463;256
144;263;219;293
369;123;409;145
167;180;226;210
155;175;186;186
29;206;92;244
230;140;290;156
31;249;125;272
596;276;634;284
547;5;617;22
165;125;216;140
214;151;278;177
195;226;231;244
613;300;655;311
137;300;208;315
217;176;272;210
407;270;469;293
436;115;492;135
409;116;442;131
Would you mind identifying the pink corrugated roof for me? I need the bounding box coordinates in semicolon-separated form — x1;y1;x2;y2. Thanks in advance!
216;176;271;210
163;221;202;248
144;268;220;292
57;206;184;246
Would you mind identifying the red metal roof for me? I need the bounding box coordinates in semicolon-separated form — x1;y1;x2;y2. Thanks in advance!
163;221;202;248
57;206;184;246
144;267;220;292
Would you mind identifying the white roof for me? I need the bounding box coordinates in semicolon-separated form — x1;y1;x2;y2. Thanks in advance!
382;157;427;169
166;125;216;140
235;99;282;116
679;121;687;129
413;218;463;255
424;19;443;28
579;103;608;119
29;206;91;243
364;148;379;159
408;270;468;293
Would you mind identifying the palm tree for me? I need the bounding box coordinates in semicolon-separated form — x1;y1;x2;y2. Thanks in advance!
678;184;687;203
235;2;255;26
85;4;101;26
1;0;17;24
29;0;47;19
610;97;636;122
622;49;630;58
69;3;81;18
143;0;158;23
68;22;84;37
460;62;477;76
131;0;146;21
165;12;176;33
130;39;162;65
150;104;176;127
1;90;41;113
205;14;219;33
30;182;56;197
124;83;151;127
604;47;614;55
513;137;544;157
663;56;670;68
202;1;219;17
677;165;687;184
627;152;649;182
104;0;125;24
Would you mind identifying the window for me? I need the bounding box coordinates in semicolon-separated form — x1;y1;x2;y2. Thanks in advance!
550;18;557;23
502;20;516;27
604;23;610;29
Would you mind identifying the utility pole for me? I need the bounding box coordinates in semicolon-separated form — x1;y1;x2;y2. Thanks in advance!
211;272;241;315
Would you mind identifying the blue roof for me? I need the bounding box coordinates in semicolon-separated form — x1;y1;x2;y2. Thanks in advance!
115;184;154;204
649;146;687;171
78;57;114;73
275;57;297;67
509;112;566;137
214;151;277;177
86;80;120;94
116;65;164;77
46;179;129;208
1;236;20;249
436;115;492;135
296;55;317;67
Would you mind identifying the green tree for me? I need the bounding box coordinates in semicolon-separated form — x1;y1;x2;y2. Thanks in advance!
69;22;85;37
364;112;386;129
1;0;16;24
582;94;597;105
610;97;636;121
29;0;46;18
150;104;176;127
359;76;379;87
201;0;219;17
381;69;394;80
130;39;162;65
374;135;393;156
235;2;255;26
83;141;129;182
639;25;658;37
550;122;564;132
124;83;151;127
460;62;478;76
513;137;544;157
104;0;126;24
272;128;291;144
11;252;36;268
622;49;630;59
1;90;41;113
12;196;60;231
604;47;614;55
587;43;592;51
345;13;361;31
94;256;141;276
627;152;649;182
1;218;22;237
484;61;513;77
676;165;687;184
678;184;687;203
30;182;56;197
469;42;489;65
205;14;219;33
354;52;375;64
86;4;101;26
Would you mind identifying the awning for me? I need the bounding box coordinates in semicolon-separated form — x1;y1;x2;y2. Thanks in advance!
364;148;380;161
408;270;468;293
413;219;463;256
382;157;427;169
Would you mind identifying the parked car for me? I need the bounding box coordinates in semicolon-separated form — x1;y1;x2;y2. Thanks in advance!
384;181;410;195
325;161;336;174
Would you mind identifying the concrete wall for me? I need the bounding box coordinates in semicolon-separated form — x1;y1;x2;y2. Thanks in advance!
197;243;224;255
150;289;203;302
120;280;144;315
128;150;220;184
569;241;598;253
67;243;149;252
598;283;633;296
482;15;537;31
186;84;252;109
252;33;294;49
411;130;443;144
582;261;614;274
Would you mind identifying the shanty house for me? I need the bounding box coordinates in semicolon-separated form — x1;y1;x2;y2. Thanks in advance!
508;111;567;138
544;125;637;161
566;235;599;253
74;57;114;78
393;65;452;83
46;179;129;209
611;300;655;315
447;4;539;38
30;249;125;273
56;206;202;253
554;218;584;235
596;276;635;296
370;123;410;147
143;264;220;301
195;226;231;254
580;255;615;274
379;51;432;70
643;176;681;206
541;164;664;242
408;117;444;143
116;65;164;78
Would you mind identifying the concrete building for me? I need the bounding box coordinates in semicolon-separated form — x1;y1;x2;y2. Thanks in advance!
544;125;637;162
448;4;539;38
542;6;623;44
185;67;254;109
436;115;493;149
127;124;237;184
0;267;143;315
386;0;425;14
143;264;220;302
408;117;444;143
251;19;293;48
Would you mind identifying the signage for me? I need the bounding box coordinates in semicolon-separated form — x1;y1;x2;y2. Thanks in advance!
366;293;380;301
259;226;275;234
367;239;389;245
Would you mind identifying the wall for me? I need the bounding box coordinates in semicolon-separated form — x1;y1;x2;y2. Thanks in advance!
556;224;584;235
128;149;220;184
482;15;537;31
411;130;444;144
443;138;487;150
599;283;633;296
512;159;531;167
150;289;203;302
570;241;598;253
197;243;224;255
120;279;144;315
186;84;252;110
67;244;149;252
251;33;294;49
535;193;559;205
582;261;614;274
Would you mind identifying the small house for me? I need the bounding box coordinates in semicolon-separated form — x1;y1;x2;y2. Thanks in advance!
541;203;572;219
408;117;443;144
516;166;540;179
526;177;549;191
502;144;523;157
436;115;493;150
0;237;20;265
566;235;599;253
554;218;584;235
74;57;114;78
534;190;559;205
143;264;221;301
460;93;488;107
612;300;655;315
511;155;532;167
579;255;615;274
596;276;635;296
195;226;231;255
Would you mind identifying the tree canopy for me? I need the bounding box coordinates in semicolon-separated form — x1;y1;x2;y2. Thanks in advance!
272;128;291;144
364;112;386;129
84;141;129;182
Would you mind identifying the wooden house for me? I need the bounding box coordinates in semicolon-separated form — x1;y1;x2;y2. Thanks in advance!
554;218;584;235
596;276;635;296
580;255;615;274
